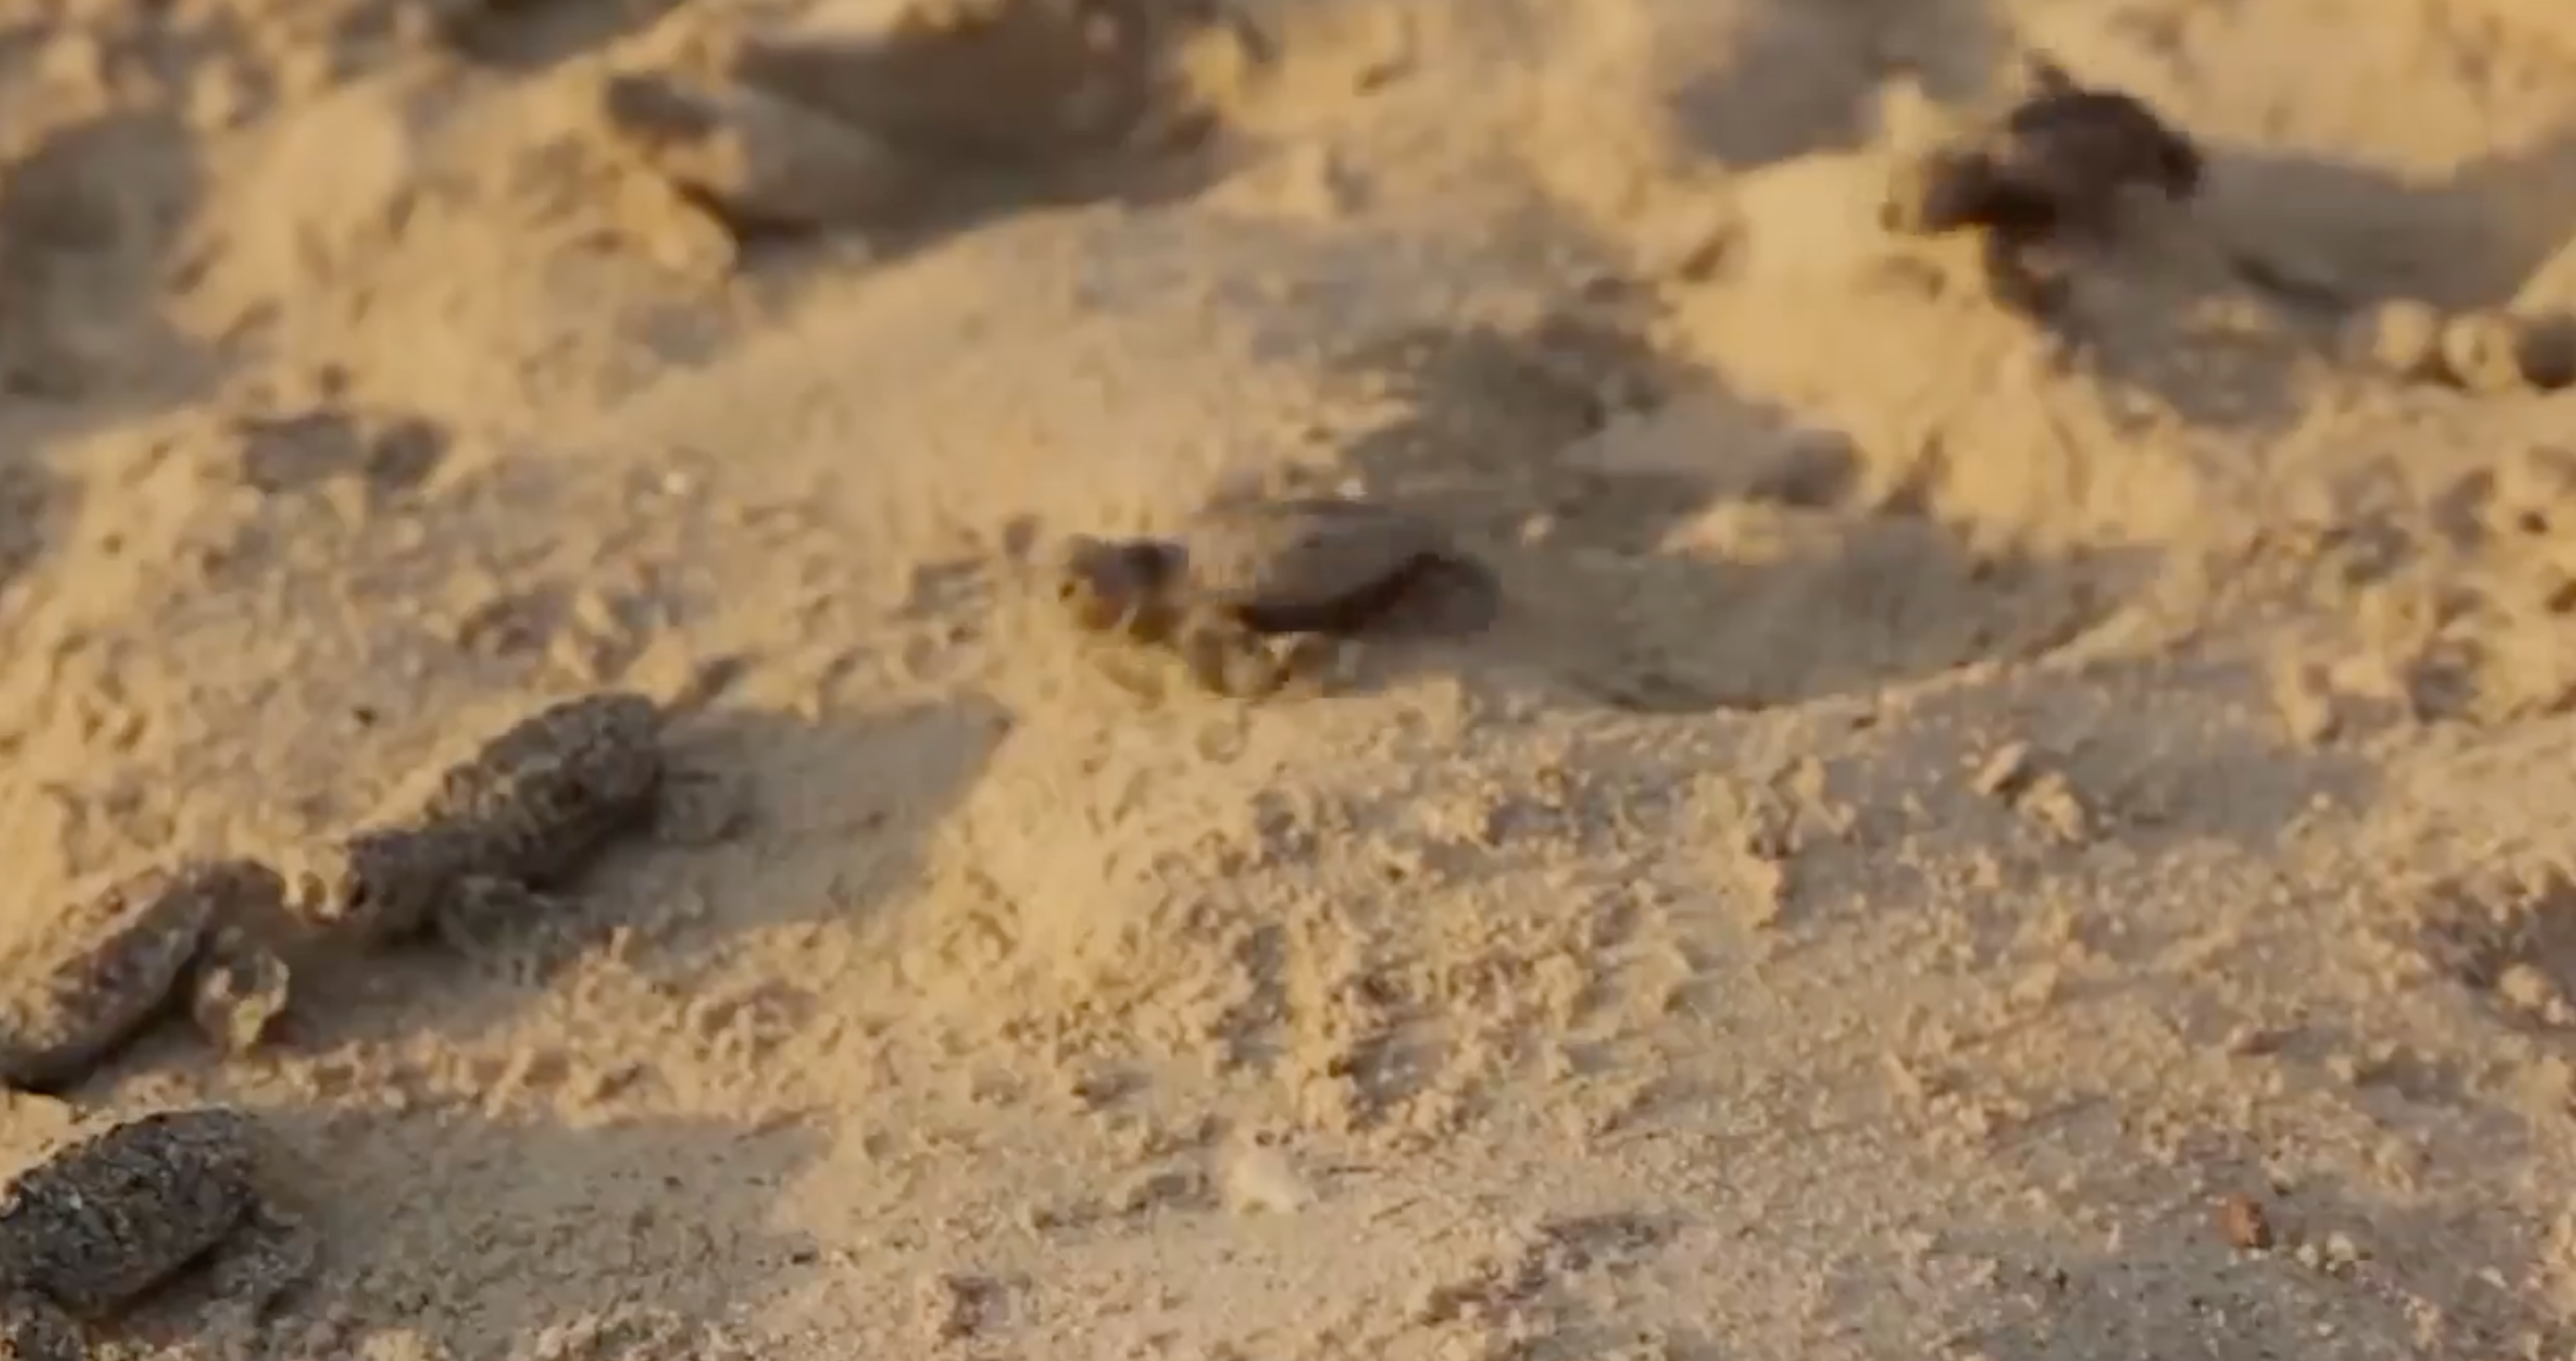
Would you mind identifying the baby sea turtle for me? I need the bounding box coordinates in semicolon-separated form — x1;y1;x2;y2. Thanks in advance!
0;1105;315;1357
289;690;668;956
1053;495;1489;698
0;859;294;1093
1881;56;2202;310
1882;56;2201;239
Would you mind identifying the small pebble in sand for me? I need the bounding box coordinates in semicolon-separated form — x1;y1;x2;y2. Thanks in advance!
1965;742;2089;843
1220;1141;1315;1214
2358;303;2576;393
2270;660;2344;746
2295;1230;2366;1272
916;1271;1006;1342
2354;298;2446;381
2494;961;2571;1024
2440;310;2530;393
1970;742;2038;799
2216;1192;2273;1251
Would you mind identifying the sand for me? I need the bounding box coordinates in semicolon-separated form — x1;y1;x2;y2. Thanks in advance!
4;0;2576;1356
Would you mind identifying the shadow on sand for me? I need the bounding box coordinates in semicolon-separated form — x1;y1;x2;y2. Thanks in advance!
0;103;226;604
245;694;1012;1061
1303;294;2152;714
87;1100;828;1360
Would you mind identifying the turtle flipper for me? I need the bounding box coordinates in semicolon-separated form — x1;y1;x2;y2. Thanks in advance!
204;1197;319;1324
1175;614;1354;699
0;1292;83;1361
431;874;568;981
1176;615;1294;698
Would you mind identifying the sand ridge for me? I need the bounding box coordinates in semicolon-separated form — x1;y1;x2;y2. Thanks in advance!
4;0;2576;1357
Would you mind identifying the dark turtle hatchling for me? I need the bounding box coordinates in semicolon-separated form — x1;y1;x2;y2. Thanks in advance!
288;691;667;955
1055;496;1487;698
0;859;294;1093
0;1105;315;1349
1882;56;2202;241
1881;56;2200;313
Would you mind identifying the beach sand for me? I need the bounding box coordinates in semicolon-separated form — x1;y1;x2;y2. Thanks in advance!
4;0;2576;1356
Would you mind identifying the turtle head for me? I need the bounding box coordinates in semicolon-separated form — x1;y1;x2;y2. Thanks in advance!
281;840;366;930
1053;534;1186;641
281;828;460;944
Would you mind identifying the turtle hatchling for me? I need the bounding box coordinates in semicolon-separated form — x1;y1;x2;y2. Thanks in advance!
1054;495;1489;698
1882;56;2202;241
0;859;295;1093
0;1105;315;1353
1881;56;2201;311
289;690;668;955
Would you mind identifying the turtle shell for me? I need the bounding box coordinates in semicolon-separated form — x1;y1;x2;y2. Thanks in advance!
0;863;261;1092
1178;497;1455;634
0;1106;261;1314
424;690;665;832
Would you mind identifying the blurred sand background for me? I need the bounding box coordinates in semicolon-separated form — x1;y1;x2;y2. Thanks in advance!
6;0;2576;1356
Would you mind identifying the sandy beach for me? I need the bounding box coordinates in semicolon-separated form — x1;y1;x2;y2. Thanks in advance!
4;0;2576;1356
